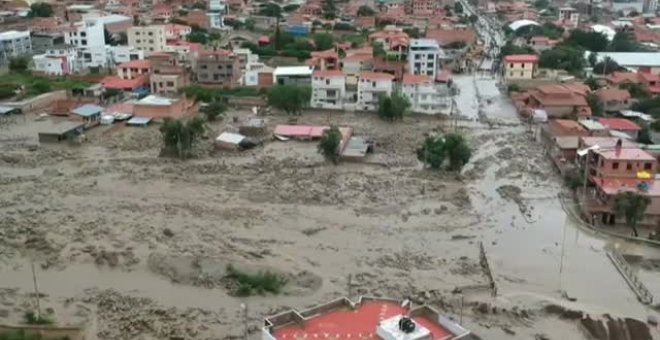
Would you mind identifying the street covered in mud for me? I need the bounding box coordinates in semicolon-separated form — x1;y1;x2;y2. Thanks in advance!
1;72;659;339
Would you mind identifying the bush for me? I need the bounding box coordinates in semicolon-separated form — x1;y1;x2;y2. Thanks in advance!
0;84;16;99
23;311;53;325
507;84;521;93
225;264;286;296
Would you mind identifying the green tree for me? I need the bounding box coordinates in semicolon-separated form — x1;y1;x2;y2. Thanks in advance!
534;0;549;8
454;1;463;14
638;126;653;144
632;96;660;113
357;5;376;16
417;137;445;169
8;56;29;72
245;18;256;30
187;31;208;44
539;45;585;73
584;76;599;90
259;3;282;17
444;133;472;171
0;84;16;99
586;93;603;116
160;117;206;159
283;4;300;12
500;41;535;57
267;85;311;115
403;27;422;39
620;82;649;99
318;125;342;164
592;57;624;75
202;100;226;121
28;2;53;17
313;33;334;50
323;0;337;19
610;31;643;52
615;191;651;237
377;93;410;121
565;29;609;52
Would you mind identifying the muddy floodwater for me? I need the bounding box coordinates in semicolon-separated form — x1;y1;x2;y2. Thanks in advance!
1;75;660;339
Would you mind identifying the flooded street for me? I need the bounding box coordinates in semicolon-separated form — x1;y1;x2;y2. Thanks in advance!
0;74;659;339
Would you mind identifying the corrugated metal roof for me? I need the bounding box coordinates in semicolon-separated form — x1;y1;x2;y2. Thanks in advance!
216;132;245;145
71;104;104;117
579;119;607;131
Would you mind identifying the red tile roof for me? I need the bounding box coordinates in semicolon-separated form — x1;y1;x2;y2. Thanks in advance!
598;118;641;131
118;59;151;69
504;54;539;63
595;147;655;161
402;74;432;85
595;88;631;102
313;70;345;78
343;54;373;63
529;85;588;107
606;72;640;85
581;136;638;149
359;72;395;81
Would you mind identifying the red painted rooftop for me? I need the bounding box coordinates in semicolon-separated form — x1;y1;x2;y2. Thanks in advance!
598;118;641;131
273;301;451;340
595;178;660;196
595;147;655;161
504;54;539;63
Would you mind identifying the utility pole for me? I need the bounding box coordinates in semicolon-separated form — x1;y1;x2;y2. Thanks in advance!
31;261;41;319
347;274;352;298
241;303;248;340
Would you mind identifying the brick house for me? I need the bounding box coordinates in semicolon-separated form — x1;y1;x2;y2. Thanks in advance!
595;88;632;112
598;118;642;140
526;84;591;118
502;54;538;80
149;52;189;95
194;49;240;86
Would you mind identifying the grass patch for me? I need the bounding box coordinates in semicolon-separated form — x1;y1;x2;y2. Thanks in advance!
23;311;54;325
225;264;286;296
0;72;92;98
0;331;69;340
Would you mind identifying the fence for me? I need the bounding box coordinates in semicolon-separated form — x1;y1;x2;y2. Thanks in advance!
607;250;654;305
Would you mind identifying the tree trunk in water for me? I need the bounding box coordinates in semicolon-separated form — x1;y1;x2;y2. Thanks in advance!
631;224;639;237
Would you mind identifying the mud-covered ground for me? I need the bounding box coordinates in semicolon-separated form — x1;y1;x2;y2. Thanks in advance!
1;77;659;340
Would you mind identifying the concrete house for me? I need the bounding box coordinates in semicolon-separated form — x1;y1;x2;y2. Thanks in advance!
503;54;539;80
310;70;346;110
128;25;167;56
273;66;313;86
595;88;631;112
194;49;240;86
400;74;449;114
357;72;394;111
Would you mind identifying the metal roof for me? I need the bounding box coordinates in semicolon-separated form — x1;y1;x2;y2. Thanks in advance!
273;66;314;77
586;52;660;68
127;116;152;125
138;95;175;106
579;119;607;131
40;121;85;135
216;132;246;145
71;104;104;117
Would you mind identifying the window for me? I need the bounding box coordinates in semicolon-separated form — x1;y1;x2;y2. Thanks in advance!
217;64;224;69
415;54;421;60
427;53;434;59
81;40;87;46
159;82;163;87
325;79;330;85
201;65;207;69
149;40;154;43
166;81;174;86
148;32;153;36
80;32;86;37
427;62;433;67
509;63;514;68
520;72;523;77
521;63;525;69
426;70;432;76
509;72;514;77
136;39;141;43
627;163;632;170
645;163;653;170
372;81;376;87
612;162;619;170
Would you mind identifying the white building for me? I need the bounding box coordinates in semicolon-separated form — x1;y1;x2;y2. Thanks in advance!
242;62;273;86
127;25;167;55
408;39;442;80
0;30;31;65
273;66;313;86
357;72;394;111
208;0;226;28
32;45;79;75
311;70;346;110
400;74;451;114
64;18;106;48
77;45;144;69
558;7;579;28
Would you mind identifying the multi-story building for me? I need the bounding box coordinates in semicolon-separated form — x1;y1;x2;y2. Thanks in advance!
273;66;313;86
117;59;151;79
208;0;226;28
242;62;274;87
164;24;192;41
232;48;259;71
128;25;167;56
558;7;579;28
76;45;143;69
502;54;539;80
410;0;435;16
400;74;450;114
0;30;31;65
194;50;240;86
31;32;64;54
357;72;394;111
32;45;79;75
64;19;105;48
310;70;346;110
369;29;409;60
149;52;189;95
643;0;657;13
164;40;201;67
408;38;442;79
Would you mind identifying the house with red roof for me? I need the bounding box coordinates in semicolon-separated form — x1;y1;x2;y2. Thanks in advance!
307;49;339;71
101;59;151;92
310;70;346;110
525;84;591;118
263;296;470;340
595;88;631;113
400;74;450;114
368;29;410;59
598;118;641;140
357;72;394;111
502;54;539;80
164;24;191;41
